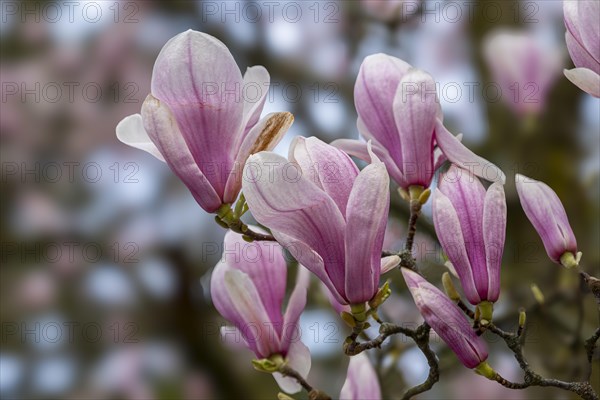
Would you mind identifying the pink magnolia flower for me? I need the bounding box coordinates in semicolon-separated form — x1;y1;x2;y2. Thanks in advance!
402;268;489;369
339;353;381;400
332;54;505;190
242;137;397;307
516;174;579;268
321;258;399;315
483;29;562;116
564;0;600;98
433;165;506;306
116;30;292;212
210;229;310;393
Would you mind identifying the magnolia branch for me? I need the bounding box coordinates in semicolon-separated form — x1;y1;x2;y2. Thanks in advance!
344;322;414;355
399;323;440;400
486;323;598;400
277;364;331;400
382;187;427;270
452;295;599;400
215;201;277;241
404;194;422;254
343;321;440;400
585;328;600;381
580;270;600;306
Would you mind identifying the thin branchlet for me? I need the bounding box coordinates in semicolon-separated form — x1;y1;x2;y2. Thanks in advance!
400;323;440;400
485;322;599;400
277;364;332;400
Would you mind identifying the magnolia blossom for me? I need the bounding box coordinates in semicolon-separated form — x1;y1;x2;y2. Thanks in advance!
433;165;506;307
243;136;399;306
483;30;562;115
211;229;310;393
515;174;579;267
322;260;398;315
563;0;600;98
402;268;488;369
339;353;381;400
332;54;505;191
116;30;292;212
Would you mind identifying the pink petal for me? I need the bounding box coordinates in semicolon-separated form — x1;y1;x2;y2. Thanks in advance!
340;353;381;400
272;229;345;305
564;0;583;45
151;30;245;197
221;230;287;331
273;340;311;394
141;95;222;212
393;69;437;187
482;182;506;302
224;112;294;203
344;160;390;304
211;263;271;357
402;268;488;369
438;166;488;301
516;174;577;262
289;136;359;216
354;54;411;163
575;0;600;65
331;120;407;188
281;266;309;352
241;66;270;135
435;119;506;184
242;152;347;300
321;281;351;314
565;32;600;75
330;138;370;160
432;188;481;304
381;255;400;275
224;269;280;358
564;68;600;98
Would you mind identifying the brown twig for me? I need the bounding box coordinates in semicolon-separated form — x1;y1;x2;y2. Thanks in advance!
580;270;600;306
344;322;415;356
400;323;440;400
584;327;600;381
278;363;332;400
486;323;599;400
404;197;421;255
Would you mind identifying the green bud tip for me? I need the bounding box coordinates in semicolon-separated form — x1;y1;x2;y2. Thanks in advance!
369;281;391;309
560;251;582;269
350;303;368;323
408;185;425;202
442;272;461;301
477;301;494;325
398;187;410;202
340;311;356;328
252;354;285;373
418;188;431;205
277;393;295;400
518;308;526;328
214;215;229;229
530;283;545;305
217;203;233;220
474;361;497;380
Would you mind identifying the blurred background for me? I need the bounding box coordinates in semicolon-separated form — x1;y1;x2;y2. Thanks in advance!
1;1;599;399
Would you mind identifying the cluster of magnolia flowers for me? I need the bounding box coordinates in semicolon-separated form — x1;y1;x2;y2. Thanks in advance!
115;2;596;397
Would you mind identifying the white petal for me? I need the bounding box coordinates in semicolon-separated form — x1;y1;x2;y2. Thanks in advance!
272;340;311;394
116;114;165;162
